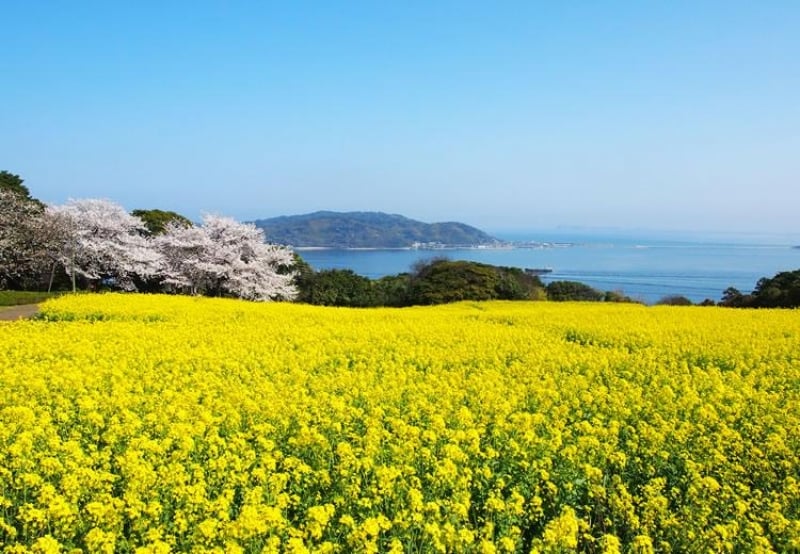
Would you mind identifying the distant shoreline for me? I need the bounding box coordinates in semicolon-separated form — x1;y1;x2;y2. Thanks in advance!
292;242;574;251
296;237;800;305
294;246;412;251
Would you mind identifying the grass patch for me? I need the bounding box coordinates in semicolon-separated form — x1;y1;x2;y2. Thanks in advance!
0;291;62;306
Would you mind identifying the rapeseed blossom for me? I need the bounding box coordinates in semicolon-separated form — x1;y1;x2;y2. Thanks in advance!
1;293;799;552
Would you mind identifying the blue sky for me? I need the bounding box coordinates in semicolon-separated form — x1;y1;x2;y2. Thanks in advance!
2;1;799;234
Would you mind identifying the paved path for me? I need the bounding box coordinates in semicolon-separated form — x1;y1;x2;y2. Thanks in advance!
0;304;40;321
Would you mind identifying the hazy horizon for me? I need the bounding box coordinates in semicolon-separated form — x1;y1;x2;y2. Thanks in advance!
254;210;800;245
3;2;798;235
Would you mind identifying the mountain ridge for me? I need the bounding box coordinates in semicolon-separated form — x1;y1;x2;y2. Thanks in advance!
253;211;500;248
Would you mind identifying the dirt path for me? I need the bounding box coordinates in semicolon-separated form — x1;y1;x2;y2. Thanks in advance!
0;304;40;321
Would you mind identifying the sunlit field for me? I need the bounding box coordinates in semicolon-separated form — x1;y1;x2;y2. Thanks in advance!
1;294;798;553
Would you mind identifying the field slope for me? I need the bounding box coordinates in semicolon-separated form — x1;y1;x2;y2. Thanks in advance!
1;294;798;552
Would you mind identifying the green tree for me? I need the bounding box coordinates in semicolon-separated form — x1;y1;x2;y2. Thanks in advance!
296;269;378;307
0;171;31;198
406;259;543;305
373;273;411;306
131;209;193;236
409;260;496;304
0;170;44;209
719;286;752;307
292;259;550;308
287;252;313;279
545;281;604;302
751;270;800;308
603;290;638;303
655;295;693;306
493;265;545;300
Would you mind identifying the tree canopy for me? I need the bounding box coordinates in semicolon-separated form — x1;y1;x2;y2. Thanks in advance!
751;270;800;308
407;259;544;305
294;258;546;307
0;171;32;199
718;270;800;308
0;170;45;210
295;269;377;307
0;189;53;290
545;281;605;302
48;199;160;291
131;209;192;236
655;295;693;306
155;214;297;301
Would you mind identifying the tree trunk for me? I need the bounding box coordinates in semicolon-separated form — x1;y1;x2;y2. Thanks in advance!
48;262;56;293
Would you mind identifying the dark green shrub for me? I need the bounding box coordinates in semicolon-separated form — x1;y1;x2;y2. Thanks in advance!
655;295;693;306
407;259;544;305
751;270;800;308
546;281;604;302
296;269;378;307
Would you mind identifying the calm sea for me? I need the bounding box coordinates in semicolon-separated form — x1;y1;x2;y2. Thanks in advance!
296;230;800;305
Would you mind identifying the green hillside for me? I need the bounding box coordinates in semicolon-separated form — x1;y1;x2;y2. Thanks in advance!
253;211;500;248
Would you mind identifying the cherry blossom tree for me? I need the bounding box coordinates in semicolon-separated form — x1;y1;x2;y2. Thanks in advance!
153;222;212;295
0;189;50;289
0;189;76;290
156;214;296;301
48;199;162;291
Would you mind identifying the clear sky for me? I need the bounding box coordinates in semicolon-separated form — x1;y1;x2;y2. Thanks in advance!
2;1;799;234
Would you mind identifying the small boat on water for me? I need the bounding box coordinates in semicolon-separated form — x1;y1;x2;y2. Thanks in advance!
524;267;553;275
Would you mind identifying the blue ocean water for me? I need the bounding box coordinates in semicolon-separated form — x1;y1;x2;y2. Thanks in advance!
296;230;800;304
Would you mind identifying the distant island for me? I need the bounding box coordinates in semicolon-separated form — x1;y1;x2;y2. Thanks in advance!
252;211;502;249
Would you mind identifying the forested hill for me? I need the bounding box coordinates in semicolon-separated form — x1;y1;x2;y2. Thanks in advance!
252;211;500;248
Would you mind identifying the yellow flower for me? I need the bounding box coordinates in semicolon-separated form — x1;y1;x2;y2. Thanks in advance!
599;534;622;554
31;535;61;554
541;506;579;550
0;294;798;552
305;504;335;539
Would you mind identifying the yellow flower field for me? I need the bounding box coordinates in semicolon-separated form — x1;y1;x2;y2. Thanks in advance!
1;294;799;553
